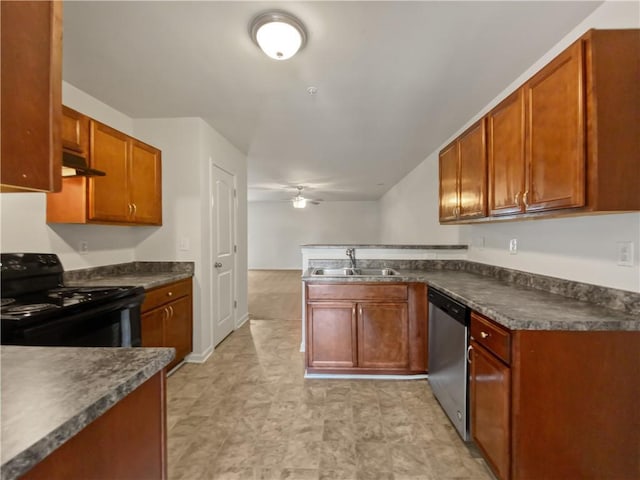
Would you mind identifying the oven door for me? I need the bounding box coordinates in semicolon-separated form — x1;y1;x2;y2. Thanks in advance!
8;295;143;347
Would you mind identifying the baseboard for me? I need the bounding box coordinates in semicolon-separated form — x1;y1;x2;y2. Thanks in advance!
236;312;249;328
304;372;429;380
184;346;213;364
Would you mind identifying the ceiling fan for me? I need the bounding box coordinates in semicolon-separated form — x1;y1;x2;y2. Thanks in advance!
291;186;321;208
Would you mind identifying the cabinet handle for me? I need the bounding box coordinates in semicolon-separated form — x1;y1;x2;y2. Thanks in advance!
359;307;363;318
162;307;168;322
128;203;133;215
467;345;473;364
214;262;223;268
352;306;356;318
514;192;521;206
168;305;174;319
132;203;137;215
523;190;529;207
480;331;490;339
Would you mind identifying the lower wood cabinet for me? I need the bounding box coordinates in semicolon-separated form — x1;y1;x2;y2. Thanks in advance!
142;278;193;371
305;283;426;374
470;311;640;480
22;372;167;480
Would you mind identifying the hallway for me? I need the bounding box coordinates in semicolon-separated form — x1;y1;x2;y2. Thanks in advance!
166;272;491;479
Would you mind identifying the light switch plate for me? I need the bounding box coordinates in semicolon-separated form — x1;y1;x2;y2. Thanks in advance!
509;238;518;255
617;241;634;266
79;241;89;255
179;237;190;252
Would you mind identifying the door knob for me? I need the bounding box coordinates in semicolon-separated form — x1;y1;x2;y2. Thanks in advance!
214;262;223;268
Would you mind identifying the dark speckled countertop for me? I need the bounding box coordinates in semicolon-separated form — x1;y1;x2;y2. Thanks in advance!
0;346;174;480
302;268;639;331
64;261;194;290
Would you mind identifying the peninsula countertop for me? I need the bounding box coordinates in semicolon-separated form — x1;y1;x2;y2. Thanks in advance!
302;268;639;332
0;346;175;480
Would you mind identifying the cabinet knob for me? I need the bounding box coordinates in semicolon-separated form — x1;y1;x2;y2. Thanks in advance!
167;291;173;297
480;331;490;339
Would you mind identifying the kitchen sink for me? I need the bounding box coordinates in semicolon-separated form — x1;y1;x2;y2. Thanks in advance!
310;267;399;277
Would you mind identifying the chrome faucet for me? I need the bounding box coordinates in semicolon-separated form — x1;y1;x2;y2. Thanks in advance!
346;248;356;270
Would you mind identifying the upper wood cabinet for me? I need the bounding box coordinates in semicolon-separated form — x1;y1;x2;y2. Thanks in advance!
525;40;585;213
1;1;62;193
47;110;162;226
443;28;640;223
61;106;89;156
488;90;526;216
439;119;487;222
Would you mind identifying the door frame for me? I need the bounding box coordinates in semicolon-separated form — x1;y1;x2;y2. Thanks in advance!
209;159;238;350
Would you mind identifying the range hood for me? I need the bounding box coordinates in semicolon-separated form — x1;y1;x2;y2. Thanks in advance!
61;152;106;177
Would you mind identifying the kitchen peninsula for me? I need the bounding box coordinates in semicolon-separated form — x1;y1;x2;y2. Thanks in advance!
302;244;639;480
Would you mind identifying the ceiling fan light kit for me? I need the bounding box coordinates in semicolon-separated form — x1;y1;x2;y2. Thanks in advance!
292;196;307;208
250;11;307;60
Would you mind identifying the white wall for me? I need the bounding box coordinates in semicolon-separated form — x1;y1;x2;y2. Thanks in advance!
248;201;380;269
379;0;640;293
379;152;461;245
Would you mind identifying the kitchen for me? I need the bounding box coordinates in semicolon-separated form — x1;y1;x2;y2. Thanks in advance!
2;1;639;480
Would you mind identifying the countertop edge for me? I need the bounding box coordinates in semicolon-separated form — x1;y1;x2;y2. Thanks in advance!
301;244;468;250
302;271;640;332
1;348;174;480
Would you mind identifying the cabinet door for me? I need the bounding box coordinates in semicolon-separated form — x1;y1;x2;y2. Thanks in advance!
62;106;89;155
307;303;357;368
358;302;409;369
141;308;165;348
470;341;510;480
458;119;487;219
129;140;162;225
89;121;131;222
439;142;459;222
488;90;526;216
0;1;62;193
164;296;192;370
525;40;585;212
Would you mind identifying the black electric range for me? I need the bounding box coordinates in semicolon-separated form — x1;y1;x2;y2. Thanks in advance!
1;253;145;347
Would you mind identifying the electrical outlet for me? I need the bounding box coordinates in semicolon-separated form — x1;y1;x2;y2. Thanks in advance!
179;237;190;252
79;241;89;255
617;241;634;267
509;238;518;255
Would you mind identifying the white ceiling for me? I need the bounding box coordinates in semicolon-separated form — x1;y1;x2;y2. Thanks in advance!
63;1;602;202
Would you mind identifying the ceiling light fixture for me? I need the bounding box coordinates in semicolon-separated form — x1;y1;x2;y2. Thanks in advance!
250;11;307;61
292;186;307;208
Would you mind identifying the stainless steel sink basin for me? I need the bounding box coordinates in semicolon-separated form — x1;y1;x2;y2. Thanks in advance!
310;267;399;277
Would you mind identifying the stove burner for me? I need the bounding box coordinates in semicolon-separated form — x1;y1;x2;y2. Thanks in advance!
1;298;15;307
6;304;60;314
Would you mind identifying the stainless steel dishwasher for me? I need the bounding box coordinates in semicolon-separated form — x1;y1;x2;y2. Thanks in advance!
428;288;470;441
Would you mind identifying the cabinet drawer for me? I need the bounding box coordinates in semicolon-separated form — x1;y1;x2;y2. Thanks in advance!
471;312;511;364
142;278;192;312
307;283;408;301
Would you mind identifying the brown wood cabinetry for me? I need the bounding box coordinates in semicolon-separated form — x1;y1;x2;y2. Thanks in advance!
142;278;193;371
469;313;511;480
61;106;89;155
305;283;426;374
1;1;62;193
439;119;487;222
47;109;162;226
470;311;640;480
444;29;640;223
22;371;167;480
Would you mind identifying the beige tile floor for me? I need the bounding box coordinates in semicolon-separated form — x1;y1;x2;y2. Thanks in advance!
166;271;493;480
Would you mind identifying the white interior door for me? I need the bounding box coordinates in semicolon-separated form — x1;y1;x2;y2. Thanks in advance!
211;163;235;347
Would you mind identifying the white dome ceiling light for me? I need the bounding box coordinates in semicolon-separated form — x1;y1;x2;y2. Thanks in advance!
250;11;307;61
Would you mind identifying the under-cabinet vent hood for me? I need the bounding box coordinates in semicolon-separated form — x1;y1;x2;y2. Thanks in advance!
61;152;106;177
